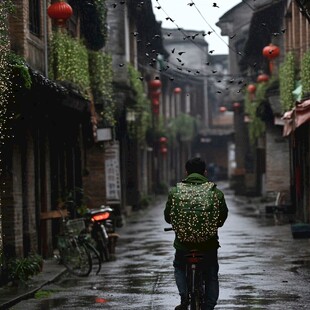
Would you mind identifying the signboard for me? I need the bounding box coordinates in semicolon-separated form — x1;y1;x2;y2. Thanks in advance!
104;142;121;204
97;128;112;141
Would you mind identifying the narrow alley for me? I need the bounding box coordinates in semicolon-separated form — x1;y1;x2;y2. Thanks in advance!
10;182;310;309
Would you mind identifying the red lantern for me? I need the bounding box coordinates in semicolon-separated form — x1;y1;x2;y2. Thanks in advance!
47;1;73;26
247;84;256;94
149;79;162;91
174;87;182;94
151;90;161;101
151;90;160;115
257;74;269;83
219;106;227;113
159;137;168;144
262;43;280;60
262;43;280;74
152;99;159;114
233;102;241;109
160;147;168;155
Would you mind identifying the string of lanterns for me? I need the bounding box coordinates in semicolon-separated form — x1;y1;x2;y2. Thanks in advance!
149;79;162;115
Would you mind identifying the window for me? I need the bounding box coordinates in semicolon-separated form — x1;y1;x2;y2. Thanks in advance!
29;0;40;36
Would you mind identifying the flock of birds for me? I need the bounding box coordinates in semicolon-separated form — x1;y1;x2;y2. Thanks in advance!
109;0;286;94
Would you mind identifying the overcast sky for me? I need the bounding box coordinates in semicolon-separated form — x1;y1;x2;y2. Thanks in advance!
151;0;242;55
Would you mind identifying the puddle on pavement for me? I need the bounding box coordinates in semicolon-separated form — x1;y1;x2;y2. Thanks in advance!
39;295;112;308
39;297;67;308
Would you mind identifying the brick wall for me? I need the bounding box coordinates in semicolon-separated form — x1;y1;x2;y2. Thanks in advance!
9;0;47;73
2;144;24;257
23;129;38;254
83;145;106;209
8;0;27;55
265;126;290;195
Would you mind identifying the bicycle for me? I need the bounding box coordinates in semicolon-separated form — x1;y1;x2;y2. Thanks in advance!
56;211;102;276
165;227;207;310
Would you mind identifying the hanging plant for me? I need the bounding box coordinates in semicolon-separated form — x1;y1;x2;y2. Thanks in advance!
49;31;90;96
279;51;296;111
88;51;116;126
300;51;310;98
127;64;152;143
8;53;32;89
78;0;107;50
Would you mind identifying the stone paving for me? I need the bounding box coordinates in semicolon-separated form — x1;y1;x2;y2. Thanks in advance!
2;182;310;309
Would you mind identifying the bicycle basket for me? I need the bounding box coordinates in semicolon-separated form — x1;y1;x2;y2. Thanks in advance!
65;218;85;235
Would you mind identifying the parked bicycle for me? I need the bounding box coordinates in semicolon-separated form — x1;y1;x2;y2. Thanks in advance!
165;227;207;310
83;205;115;262
56;210;102;276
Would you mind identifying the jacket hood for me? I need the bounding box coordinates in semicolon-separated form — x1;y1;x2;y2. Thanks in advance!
182;173;209;184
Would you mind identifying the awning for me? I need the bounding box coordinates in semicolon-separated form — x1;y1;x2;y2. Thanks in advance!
282;99;310;136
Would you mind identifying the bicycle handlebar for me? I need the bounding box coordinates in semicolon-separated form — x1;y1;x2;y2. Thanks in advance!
164;227;173;231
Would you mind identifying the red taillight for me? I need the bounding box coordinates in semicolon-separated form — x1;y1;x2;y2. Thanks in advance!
188;257;200;263
92;212;110;221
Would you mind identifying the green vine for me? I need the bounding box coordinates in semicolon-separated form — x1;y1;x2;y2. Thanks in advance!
78;0;107;50
88;51;116;126
300;51;310;97
49;31;90;96
127;64;152;143
0;0;14;272
93;0;107;43
168;113;197;142
279;51;296;111
8;53;32;89
244;81;275;144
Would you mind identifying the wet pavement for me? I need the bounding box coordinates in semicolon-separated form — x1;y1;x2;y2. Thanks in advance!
7;182;310;309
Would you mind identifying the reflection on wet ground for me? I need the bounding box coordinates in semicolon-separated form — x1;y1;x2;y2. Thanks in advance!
12;185;310;309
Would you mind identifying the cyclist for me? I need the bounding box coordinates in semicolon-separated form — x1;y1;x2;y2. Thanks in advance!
164;157;228;310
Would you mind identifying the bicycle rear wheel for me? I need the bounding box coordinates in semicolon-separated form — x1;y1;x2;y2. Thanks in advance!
188;267;203;310
85;241;102;275
59;237;92;277
96;230;110;262
190;291;200;310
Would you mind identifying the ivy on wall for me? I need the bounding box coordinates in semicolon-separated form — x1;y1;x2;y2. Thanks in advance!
49;31;90;96
8;53;32;90
77;0;107;51
127;64;152;144
168;113;197;142
88;51;116;126
300;51;310;97
0;0;14;272
279;51;296;111
244;79;279;144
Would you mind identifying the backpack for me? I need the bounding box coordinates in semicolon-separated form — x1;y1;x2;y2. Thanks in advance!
169;182;220;243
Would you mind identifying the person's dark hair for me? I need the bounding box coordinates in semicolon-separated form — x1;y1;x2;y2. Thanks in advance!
185;157;206;175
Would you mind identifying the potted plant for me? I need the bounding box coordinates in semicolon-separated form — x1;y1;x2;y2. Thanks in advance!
7;254;42;287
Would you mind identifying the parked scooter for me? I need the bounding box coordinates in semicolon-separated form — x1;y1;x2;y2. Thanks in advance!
83;205;115;262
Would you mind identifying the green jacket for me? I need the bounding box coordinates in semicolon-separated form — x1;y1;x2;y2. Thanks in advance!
164;173;228;251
